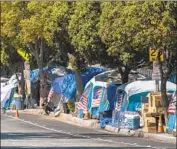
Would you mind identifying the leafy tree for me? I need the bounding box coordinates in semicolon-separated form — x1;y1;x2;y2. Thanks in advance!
1;2;28;71
1;2;73;106
99;2;149;83
135;1;177;122
68;2;106;100
68;2;107;65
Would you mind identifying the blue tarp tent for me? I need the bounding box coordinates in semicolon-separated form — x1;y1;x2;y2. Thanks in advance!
51;67;104;102
30;66;72;83
77;70;121;118
112;80;176;128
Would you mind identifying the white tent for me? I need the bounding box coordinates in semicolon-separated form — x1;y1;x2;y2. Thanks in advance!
116;80;176;111
1;74;21;108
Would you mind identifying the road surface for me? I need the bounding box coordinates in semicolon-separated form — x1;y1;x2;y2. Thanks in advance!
1;112;176;149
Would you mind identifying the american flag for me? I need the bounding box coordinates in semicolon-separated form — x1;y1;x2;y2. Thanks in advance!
115;93;123;112
92;88;103;108
48;88;54;101
77;95;88;112
168;93;176;114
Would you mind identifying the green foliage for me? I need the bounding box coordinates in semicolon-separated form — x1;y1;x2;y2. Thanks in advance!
1;1;177;77
99;2;148;69
68;2;106;65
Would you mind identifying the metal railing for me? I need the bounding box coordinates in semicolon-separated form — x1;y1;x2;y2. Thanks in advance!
137;68;153;78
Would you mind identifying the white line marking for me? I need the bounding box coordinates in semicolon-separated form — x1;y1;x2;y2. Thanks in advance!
5;115;158;148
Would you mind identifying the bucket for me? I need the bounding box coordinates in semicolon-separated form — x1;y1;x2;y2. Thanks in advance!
15;98;23;110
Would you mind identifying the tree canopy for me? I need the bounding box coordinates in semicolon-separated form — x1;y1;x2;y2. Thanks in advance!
1;1;177;79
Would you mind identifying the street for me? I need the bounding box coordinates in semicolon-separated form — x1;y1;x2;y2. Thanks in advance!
1;113;176;149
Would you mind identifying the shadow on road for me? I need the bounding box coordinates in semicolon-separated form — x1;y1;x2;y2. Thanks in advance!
1;132;84;140
1;147;150;149
1;132;132;140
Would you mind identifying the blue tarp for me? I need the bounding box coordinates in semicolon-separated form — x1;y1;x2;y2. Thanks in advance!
30;65;72;83
99;115;112;129
30;65;56;83
169;73;176;84
4;88;16;109
167;114;176;132
51;67;104;101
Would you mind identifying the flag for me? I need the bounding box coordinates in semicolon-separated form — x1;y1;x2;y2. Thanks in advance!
77;95;88;112
92;88;102;108
115;93;123;112
168;93;176;114
48;87;54;100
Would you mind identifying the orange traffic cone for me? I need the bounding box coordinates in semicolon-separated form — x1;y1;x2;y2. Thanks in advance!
158;115;164;133
84;112;90;120
15;109;19;118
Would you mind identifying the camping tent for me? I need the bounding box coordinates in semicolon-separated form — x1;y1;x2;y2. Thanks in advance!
1;74;21;109
112;80;176;128
50;67;104;102
77;70;122;118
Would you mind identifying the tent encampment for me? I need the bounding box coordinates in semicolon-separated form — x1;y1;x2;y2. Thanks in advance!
112;80;176;128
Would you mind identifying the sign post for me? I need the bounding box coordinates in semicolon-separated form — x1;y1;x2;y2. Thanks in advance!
152;61;161;91
149;48;164;91
24;61;31;95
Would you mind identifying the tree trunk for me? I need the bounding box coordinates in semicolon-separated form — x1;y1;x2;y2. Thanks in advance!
161;78;169;125
21;69;26;106
27;38;47;108
39;70;47;107
118;66;131;83
121;71;129;84
75;70;83;102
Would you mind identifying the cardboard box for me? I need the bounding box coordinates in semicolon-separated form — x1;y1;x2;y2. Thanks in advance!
150;107;164;113
143;113;152;118
142;109;149;113
149;94;162;108
144;117;156;127
143;126;156;133
142;103;149;110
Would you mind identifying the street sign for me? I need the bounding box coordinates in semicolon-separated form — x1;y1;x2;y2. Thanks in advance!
17;48;32;61
152;61;161;80
149;48;164;62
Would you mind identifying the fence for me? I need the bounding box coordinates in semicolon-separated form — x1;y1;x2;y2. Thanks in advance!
137;68;153;78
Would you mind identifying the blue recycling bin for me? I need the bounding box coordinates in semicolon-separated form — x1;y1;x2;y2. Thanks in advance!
15;98;23;110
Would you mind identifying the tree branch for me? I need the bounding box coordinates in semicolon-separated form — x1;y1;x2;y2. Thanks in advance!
46;54;59;68
27;43;38;62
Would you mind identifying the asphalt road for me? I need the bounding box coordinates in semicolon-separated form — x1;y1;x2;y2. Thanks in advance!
1;113;176;149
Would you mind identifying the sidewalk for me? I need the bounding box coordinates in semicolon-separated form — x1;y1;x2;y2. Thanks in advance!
7;109;176;144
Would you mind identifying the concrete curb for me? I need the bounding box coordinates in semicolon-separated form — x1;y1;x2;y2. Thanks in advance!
7;109;176;144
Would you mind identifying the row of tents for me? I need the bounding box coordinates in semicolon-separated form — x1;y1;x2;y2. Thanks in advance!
1;66;176;132
76;70;176;131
